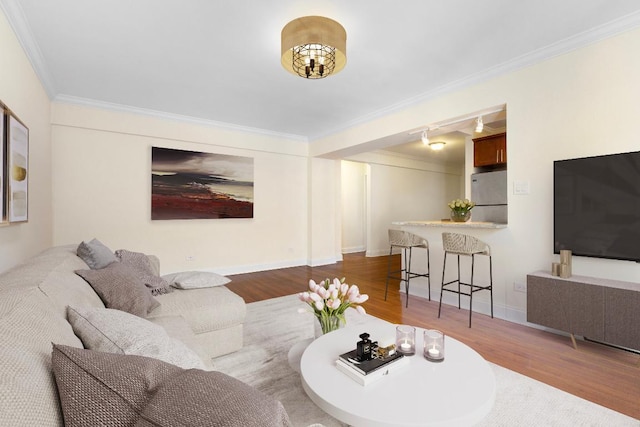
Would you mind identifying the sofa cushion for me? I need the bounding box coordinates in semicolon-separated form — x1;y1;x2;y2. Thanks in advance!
163;270;231;289
51;344;292;427
0;288;83;427
75;262;160;317
115;249;173;296
67;306;206;370
0;245;106;318
76;238;117;269
147;315;214;370
149;286;246;334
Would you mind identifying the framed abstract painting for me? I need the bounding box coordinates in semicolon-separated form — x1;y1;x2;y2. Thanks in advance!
7;113;28;223
151;147;254;220
0;109;5;224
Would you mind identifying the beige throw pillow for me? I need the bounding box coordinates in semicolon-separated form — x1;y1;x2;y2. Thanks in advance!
75;262;160;317
67;306;206;370
115;249;173;296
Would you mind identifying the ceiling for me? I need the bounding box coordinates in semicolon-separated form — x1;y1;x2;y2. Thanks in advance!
3;1;640;156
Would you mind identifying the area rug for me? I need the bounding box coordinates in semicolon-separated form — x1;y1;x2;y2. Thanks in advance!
213;294;638;427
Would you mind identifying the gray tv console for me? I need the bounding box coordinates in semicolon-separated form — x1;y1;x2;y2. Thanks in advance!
526;271;640;352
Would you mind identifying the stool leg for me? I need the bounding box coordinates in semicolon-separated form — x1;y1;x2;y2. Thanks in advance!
426;247;431;301
457;255;461;309
438;252;447;318
405;247;412;308
469;254;475;328
384;245;394;301
489;255;494;319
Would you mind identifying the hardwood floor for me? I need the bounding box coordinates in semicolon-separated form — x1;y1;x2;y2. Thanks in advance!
226;252;640;420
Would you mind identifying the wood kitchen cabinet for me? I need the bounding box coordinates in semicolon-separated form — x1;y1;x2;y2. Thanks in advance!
473;132;506;167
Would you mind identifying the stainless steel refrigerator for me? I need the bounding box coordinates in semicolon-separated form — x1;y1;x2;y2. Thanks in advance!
471;170;508;223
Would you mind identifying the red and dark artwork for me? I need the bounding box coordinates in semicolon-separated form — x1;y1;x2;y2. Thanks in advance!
151;147;254;220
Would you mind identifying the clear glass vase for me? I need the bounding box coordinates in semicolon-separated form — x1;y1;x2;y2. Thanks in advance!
450;210;471;222
314;313;345;338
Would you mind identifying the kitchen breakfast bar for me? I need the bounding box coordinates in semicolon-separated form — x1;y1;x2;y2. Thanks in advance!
390;220;509;319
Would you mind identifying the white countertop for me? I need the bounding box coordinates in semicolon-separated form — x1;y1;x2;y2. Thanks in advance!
393;220;507;229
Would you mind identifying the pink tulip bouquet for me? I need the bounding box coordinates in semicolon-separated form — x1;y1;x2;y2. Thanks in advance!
298;277;368;334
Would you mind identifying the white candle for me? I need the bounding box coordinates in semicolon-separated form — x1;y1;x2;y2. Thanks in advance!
400;342;411;351
428;347;440;358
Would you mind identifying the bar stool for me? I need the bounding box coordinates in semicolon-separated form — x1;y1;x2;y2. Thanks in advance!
438;232;493;327
384;229;431;307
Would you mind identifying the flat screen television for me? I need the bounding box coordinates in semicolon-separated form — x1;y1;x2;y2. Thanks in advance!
554;151;640;262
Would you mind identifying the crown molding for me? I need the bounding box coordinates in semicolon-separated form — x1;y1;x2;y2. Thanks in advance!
0;0;57;98
53;95;308;142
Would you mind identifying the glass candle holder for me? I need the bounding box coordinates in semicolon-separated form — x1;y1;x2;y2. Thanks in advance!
395;325;416;356
423;329;445;362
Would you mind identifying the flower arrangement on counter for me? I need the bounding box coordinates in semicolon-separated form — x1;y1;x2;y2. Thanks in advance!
448;198;476;213
298;277;368;334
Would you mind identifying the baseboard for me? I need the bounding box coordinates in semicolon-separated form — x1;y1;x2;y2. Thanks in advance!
366;248;389;257
342;245;366;254
193;255;343;276
211;259;309;276
308;255;342;267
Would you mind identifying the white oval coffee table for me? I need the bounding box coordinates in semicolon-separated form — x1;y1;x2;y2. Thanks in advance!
300;317;495;427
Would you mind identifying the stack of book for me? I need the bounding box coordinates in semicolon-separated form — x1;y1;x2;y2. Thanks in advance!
335;349;410;386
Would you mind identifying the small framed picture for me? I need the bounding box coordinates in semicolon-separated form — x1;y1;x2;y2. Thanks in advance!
0;108;5;224
7;113;28;223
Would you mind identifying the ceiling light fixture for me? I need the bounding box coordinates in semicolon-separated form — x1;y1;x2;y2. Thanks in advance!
475;116;484;133
421;130;429;145
281;16;347;79
429;141;446;151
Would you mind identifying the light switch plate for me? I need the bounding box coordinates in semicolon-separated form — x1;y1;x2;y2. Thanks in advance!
513;180;530;195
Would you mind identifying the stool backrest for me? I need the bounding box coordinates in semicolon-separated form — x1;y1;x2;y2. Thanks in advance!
389;229;428;248
442;232;490;255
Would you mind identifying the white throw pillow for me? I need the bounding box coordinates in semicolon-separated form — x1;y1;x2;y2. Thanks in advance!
162;271;231;289
67;306;206;370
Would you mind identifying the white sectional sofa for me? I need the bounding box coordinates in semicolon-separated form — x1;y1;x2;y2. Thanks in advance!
0;244;292;426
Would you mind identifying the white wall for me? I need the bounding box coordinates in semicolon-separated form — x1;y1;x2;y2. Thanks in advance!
341;161;367;253
0;10;52;272
307;157;342;266
50;103;314;274
366;163;461;257
343;151;463;257
312;27;640;320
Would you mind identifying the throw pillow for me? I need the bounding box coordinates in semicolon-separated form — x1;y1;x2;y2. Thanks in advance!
67;306;206;370
162;271;231;289
115;249;173;296
75;262;160;317
76;238;117;269
51;344;292;427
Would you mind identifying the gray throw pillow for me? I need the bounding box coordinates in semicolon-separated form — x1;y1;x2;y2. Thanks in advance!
115;249;173;296
67;306;206;370
76;238;117;269
75;262;160;317
51;344;293;427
